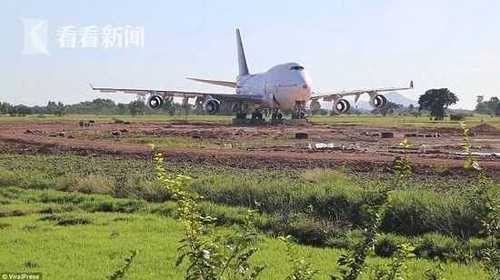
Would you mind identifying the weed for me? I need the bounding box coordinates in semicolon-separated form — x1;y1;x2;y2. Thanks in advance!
0;209;26;217
107;250;138;280
0;222;11;229
392;138;413;189
39;213;93;226
22;224;38;231
331;186;390;280
69;175;115;195
423;263;446;280
24;260;39;268
460;122;480;171
280;235;318;280
154;150;264;280
370;243;415;280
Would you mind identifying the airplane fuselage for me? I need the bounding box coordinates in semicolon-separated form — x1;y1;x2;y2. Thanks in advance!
235;62;312;112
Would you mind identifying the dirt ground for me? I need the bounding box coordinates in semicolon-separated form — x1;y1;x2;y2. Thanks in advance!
0;119;499;177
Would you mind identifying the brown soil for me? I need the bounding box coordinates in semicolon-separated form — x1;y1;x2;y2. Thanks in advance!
471;123;499;134
1;119;499;177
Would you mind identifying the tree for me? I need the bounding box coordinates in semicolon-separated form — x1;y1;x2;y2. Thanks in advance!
418;88;458;120
475;96;500;115
129;99;146;116
9;104;32;116
117;103;128;115
477;95;484;104
0;102;12;114
46;101;65;116
372;101;403;116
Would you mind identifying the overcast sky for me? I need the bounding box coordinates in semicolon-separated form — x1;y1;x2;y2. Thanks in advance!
1;0;499;109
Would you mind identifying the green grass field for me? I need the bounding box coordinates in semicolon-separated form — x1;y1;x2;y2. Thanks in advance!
0;187;488;280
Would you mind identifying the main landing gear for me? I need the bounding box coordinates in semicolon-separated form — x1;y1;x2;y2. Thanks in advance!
271;108;283;120
251;109;264;121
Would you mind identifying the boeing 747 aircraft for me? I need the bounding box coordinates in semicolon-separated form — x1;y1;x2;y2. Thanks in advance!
91;29;413;120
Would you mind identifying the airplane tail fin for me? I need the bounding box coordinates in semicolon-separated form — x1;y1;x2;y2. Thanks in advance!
236;28;249;77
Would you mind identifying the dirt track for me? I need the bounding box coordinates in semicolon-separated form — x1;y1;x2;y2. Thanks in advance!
1;119;499;176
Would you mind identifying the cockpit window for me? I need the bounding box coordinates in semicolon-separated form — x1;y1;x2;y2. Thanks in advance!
290;66;304;71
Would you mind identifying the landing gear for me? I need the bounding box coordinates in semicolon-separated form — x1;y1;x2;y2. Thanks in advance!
292;101;307;119
271;108;283;120
251;109;264;121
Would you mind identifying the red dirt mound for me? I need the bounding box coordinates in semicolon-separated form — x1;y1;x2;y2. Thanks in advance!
470;123;499;134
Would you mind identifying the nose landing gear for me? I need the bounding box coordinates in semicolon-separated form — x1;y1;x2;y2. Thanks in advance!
292;101;307;119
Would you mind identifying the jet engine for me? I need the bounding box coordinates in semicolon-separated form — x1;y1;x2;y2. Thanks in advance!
204;99;221;114
370;94;387;109
147;95;163;110
333;98;350;114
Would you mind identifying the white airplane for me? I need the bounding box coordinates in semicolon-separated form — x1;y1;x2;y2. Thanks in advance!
91;29;413;120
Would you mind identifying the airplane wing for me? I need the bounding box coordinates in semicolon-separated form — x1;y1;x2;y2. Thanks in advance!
311;81;414;101
89;84;264;103
186;78;237;88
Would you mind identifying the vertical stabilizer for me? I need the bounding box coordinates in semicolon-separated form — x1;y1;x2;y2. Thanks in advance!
236;28;249;76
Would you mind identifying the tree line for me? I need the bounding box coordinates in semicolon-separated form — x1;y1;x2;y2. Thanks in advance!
475;96;500;116
0;89;498;119
0;98;189;116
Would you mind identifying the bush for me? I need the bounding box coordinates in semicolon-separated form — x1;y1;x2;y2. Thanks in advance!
0;168;18;186
38;190;144;213
382;190;480;238
450;113;468;121
326;230;365;249
68;175;115;194
39;213;93;226
414;233;461;260
374;234;410;257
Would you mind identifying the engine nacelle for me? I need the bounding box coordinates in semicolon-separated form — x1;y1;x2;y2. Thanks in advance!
147;95;163;110
333;98;350;114
204;99;221;114
370;94;387;109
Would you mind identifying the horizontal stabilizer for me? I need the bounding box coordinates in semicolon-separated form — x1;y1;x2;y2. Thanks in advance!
187;77;237;88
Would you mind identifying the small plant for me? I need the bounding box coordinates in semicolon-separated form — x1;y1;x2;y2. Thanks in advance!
423;263;446;280
370;243;415;280
107;250;138;280
280;235;318;280
459;122;480;171
474;174;499;280
153;149;264;280
460;125;499;280
331;186;390;280
393;138;413;189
